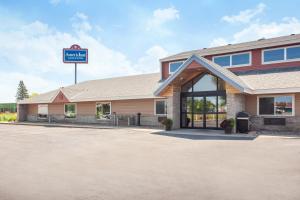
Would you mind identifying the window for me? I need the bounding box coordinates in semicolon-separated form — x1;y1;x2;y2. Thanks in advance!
38;104;48;119
232;53;250;66
155;100;167;115
213;55;230;67
181;73;225;92
263;45;300;63
263;48;285;63
169;61;184;73
193;74;217;92
213;52;251;67
258;96;294;116
96;102;111;120
286;46;300;60
64;103;76;118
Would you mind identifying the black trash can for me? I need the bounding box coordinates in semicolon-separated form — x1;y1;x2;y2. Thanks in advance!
236;112;250;133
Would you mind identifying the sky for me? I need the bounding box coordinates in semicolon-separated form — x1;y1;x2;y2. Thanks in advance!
1;0;300;102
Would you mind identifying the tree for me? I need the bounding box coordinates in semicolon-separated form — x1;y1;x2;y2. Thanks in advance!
30;92;39;98
16;80;29;101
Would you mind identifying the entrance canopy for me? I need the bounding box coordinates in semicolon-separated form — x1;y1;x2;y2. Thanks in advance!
154;55;253;96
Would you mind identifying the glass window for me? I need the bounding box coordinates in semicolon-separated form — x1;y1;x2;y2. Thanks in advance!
286;46;300;60
193;114;204;128
232;53;250;66
181;97;192;113
96;103;111;119
193;74;218;92
38;104;48;119
218;96;226;112
213;55;230;67
181;113;192;127
206;96;217;113
275;96;293;116
263;49;285;63
206;114;217;128
155;100;167;115
64;104;76;118
169;61;184;73
217;79;226;91
258;96;293;116
259;97;274;115
193;97;204;113
218;113;226;128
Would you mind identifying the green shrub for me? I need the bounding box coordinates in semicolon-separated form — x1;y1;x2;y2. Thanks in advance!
161;118;173;131
0;113;17;122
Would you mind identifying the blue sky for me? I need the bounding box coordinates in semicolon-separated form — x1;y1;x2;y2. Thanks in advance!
1;0;300;102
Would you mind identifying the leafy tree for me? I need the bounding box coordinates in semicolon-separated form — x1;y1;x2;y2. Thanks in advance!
30;92;39;98
16;80;29;101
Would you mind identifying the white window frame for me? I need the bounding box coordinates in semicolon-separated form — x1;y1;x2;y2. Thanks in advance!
212;51;252;68
154;99;167;116
38;104;48;119
256;94;295;117
262;45;300;64
169;61;184;74
64;103;77;119
95;102;112;120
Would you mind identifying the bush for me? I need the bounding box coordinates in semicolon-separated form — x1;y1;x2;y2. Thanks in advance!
0;113;17;122
220;118;235;134
161;118;173;131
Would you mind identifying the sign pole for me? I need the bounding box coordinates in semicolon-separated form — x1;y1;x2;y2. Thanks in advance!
63;44;88;85
75;63;77;84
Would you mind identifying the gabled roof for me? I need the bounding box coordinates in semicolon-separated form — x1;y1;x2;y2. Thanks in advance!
19;73;163;104
154;55;253;96
160;34;300;62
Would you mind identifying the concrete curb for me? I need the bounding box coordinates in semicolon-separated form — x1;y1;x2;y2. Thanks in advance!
0;122;115;129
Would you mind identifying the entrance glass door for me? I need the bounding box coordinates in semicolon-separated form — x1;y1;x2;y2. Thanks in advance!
180;73;227;129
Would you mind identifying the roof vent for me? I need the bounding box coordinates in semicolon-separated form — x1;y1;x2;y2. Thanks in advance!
258;37;265;41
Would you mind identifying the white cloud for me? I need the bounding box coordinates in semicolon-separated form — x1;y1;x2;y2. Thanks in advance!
0;73;59;103
71;12;92;33
232;17;300;43
0;12;169;102
49;0;61;6
209;37;228;47
146;6;179;31
210;17;300;47
134;45;168;73
222;3;266;24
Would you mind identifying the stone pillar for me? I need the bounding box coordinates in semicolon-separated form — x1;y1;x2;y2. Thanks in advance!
167;86;181;129
226;93;245;133
17;104;27;122
226;93;245;119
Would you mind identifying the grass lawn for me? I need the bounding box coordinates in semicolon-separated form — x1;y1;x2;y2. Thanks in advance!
0;112;17;122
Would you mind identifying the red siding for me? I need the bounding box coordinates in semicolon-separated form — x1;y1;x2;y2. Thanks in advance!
161;43;300;80
52;91;69;103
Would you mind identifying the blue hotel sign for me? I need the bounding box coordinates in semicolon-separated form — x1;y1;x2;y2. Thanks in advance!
63;44;88;63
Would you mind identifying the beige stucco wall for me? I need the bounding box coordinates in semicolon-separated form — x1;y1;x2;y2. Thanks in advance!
27;104;37;115
77;102;96;115
111;99;156;115
245;93;300;116
25;99;162;116
49;104;64;115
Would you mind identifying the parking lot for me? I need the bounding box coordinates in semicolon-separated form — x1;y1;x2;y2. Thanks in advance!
0;124;299;200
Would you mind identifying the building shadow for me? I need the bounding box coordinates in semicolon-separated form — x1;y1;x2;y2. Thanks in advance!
151;131;257;141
